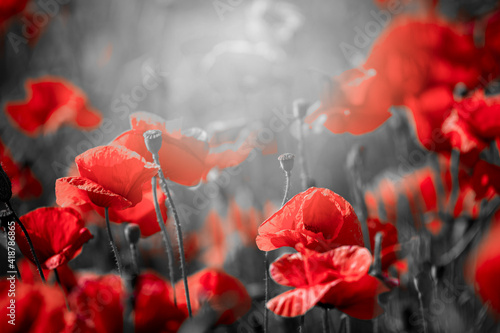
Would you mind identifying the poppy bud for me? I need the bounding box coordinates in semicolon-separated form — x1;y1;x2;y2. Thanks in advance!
293;99;310;119
125;223;141;245
278;153;295;173
0;164;12;203
143;130;163;155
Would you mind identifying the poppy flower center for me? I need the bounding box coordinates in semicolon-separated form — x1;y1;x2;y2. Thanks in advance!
301;190;344;240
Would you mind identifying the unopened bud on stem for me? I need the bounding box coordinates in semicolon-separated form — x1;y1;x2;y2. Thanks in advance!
278;153;295;173
143;130;163;155
125;223;141;245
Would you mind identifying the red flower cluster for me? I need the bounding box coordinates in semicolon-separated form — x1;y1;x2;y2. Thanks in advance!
5;76;102;137
257;187;387;319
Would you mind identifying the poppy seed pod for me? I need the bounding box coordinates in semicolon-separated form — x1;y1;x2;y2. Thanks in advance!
143;130;163;155
0;164;12;203
278;153;295;173
125;223;141;245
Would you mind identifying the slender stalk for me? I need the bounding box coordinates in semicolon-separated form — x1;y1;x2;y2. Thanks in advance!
104;207;122;275
151;176;177;305
282;171;291;207
370;232;383;276
296;117;311;191
7;202;45;283
414;277;428;333
322;308;330;333
299;314;305;333
155;169;192;317
264;251;269;333
54;268;70;311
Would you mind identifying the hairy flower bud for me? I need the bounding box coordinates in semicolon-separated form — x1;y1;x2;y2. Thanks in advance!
143;130;163;155
278;153;295;173
125;223;141;245
0;164;12;203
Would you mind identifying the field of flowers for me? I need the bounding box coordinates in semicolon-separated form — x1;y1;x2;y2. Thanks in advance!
1;0;500;332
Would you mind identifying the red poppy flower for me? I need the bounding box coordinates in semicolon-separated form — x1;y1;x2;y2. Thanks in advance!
93;181;168;237
267;246;388;319
135;272;186;333
466;213;500;317
5;76;102;137
0;280;67;333
256;187;364;252
66;273;123;333
15;207;93;270
56;145;159;210
175;268;251;325
111;112;256;186
201;210;227;268
0;140;42;200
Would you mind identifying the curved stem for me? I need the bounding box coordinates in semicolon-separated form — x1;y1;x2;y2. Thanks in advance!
54;268;70;311
299;314;305;333
151;176;177;306
104;207;122;275
282;171;291;207
7;202;45;283
154;160;191;317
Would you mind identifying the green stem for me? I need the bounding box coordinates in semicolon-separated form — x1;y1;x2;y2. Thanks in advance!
8;202;45;283
153;156;191;317
151;176;177;306
296;117;311;191
104;207;122;275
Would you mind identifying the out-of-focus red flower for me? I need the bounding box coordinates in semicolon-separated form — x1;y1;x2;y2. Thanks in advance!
471;160;500;200
267;245;388;319
0;0;29;27
0;279;67;333
466;213;500;317
66;274;124;333
367;218;404;277
15;207;93;270
0;140;42;200
5;76;102;137
111;112;257;186
175;268;251;325
229;199;276;247
305;68;393;135
135;272;186;333
56;145;158;210
200;210;227;268
256;187;364;252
